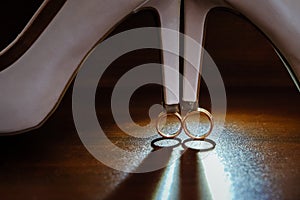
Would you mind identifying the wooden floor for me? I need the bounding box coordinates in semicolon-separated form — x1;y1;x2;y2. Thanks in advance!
0;3;299;200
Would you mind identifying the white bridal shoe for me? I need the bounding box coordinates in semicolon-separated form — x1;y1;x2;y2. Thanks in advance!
0;0;181;134
157;0;300;139
182;0;300;112
1;0;299;136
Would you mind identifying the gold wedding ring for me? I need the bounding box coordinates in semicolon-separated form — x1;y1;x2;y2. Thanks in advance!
156;108;213;139
156;112;183;138
182;108;214;140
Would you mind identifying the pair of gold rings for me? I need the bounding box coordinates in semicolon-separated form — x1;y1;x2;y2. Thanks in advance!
156;108;213;140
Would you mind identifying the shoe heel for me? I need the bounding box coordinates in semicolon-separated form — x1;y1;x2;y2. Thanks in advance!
182;0;227;111
137;0;181;113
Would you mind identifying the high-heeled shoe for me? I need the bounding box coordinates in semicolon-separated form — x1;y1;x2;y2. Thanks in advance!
157;0;300;139
182;0;300;109
0;0;181;134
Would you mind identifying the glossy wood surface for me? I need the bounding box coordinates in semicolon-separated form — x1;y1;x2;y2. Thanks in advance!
0;2;299;200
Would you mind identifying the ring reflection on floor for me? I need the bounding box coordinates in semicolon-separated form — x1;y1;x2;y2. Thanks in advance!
182;138;216;152
151;137;182;149
151;136;216;152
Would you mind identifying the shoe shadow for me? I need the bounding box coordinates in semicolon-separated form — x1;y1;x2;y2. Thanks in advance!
103;137;178;200
103;137;216;200
179;139;216;200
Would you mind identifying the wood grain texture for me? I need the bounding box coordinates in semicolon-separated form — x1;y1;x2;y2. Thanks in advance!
0;2;299;200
